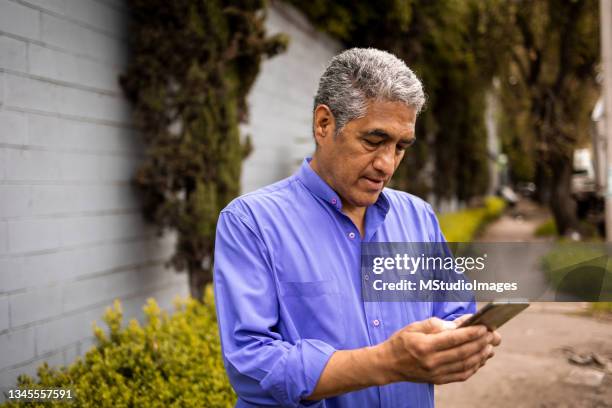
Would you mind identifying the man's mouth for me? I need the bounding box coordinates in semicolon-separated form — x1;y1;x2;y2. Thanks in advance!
361;176;385;190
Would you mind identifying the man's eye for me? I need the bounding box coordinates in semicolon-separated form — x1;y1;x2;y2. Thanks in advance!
396;144;410;152
397;139;416;151
364;139;382;147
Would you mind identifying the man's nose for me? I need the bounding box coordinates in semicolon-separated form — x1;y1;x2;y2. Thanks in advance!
372;145;395;176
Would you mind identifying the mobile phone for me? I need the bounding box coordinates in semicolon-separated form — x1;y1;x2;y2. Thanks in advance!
458;300;529;330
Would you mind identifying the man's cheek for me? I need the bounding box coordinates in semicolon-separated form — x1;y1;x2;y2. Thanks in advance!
394;155;404;170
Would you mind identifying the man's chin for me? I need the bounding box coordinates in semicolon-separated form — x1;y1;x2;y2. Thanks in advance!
351;191;381;208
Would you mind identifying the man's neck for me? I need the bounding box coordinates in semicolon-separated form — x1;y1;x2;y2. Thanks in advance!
342;204;366;238
309;156;367;237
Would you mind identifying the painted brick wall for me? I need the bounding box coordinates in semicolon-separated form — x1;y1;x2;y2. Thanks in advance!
241;1;341;193
0;0;189;396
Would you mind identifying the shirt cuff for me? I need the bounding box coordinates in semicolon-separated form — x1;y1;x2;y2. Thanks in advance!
260;339;336;407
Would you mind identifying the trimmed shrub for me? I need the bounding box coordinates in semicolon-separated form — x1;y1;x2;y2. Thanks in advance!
541;244;612;302
590;302;612;313
438;196;506;242
534;218;558;237
2;288;235;408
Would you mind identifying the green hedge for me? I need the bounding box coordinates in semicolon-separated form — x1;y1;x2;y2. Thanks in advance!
541;243;612;303
590;302;612;313
438;196;506;242
534;218;558;237
2;288;235;408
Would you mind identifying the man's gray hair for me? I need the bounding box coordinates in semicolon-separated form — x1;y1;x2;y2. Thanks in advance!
314;48;425;135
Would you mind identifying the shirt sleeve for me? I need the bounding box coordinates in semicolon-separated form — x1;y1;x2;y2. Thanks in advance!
423;203;477;320
213;209;336;407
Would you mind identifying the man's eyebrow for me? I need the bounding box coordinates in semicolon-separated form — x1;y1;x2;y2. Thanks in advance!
363;129;390;138
363;129;415;144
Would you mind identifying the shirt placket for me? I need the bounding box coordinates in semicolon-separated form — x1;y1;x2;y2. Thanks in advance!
338;209;387;342
363;208;392;408
328;193;389;408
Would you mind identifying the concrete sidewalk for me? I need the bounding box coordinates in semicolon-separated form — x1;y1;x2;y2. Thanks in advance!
436;199;612;407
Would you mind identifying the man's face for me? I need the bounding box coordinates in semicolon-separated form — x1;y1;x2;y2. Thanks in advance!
312;100;417;211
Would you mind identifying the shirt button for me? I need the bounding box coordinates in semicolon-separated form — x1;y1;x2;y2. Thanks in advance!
331;198;337;205
348;232;356;239
373;319;380;327
364;274;369;281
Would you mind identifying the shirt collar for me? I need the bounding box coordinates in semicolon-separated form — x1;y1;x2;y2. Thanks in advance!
296;157;390;214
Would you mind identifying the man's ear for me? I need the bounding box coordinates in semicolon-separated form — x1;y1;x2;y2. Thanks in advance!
313;105;336;146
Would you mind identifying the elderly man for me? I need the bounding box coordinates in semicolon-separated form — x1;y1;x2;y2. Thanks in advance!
213;48;500;408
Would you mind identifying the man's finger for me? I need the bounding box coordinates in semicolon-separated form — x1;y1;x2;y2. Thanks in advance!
433;364;481;385
452;314;473;326
429;325;487;351
491;330;502;346
429;335;491;367
405;317;456;334
432;344;492;376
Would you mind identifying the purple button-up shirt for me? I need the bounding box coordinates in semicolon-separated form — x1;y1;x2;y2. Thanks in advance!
214;158;475;408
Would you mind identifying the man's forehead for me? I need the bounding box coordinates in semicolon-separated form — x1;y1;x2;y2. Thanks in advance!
364;100;416;119
360;102;417;134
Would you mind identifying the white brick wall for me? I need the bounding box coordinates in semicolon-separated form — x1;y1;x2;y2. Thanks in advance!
0;0;188;397
241;1;341;193
0;0;341;399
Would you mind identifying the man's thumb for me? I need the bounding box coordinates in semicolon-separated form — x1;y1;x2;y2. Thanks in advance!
407;317;456;334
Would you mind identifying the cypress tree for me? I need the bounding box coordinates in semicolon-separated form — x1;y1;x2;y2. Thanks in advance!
120;0;288;300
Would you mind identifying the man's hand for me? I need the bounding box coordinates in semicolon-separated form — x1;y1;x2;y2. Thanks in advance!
453;313;502;348
307;315;501;401
377;317;500;385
